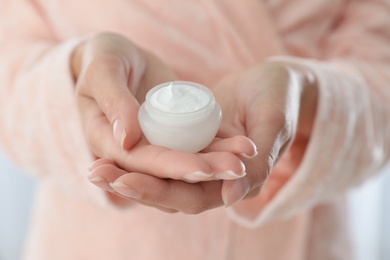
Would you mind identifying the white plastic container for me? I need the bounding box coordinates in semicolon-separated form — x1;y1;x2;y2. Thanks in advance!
138;81;222;153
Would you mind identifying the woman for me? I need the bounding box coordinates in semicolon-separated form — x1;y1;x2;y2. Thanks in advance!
0;0;389;259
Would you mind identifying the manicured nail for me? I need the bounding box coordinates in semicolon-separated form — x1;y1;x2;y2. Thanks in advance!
240;152;258;159
215;171;247;180
89;176;105;182
113;119;127;149
240;139;258;159
183;171;212;182
110;182;140;199
216;161;246;179
88;160;102;171
222;178;251;207
89;176;114;191
88;159;115;173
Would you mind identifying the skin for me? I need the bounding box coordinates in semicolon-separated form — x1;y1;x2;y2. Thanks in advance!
73;32;317;213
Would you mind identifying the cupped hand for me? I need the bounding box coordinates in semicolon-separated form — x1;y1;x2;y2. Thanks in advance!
212;62;318;207
88;60;317;213
74;32;256;208
88;131;258;212
73;32;175;152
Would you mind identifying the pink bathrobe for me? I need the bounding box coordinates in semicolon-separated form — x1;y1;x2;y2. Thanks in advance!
1;0;390;259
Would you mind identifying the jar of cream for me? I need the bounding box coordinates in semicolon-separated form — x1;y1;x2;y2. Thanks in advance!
138;81;222;153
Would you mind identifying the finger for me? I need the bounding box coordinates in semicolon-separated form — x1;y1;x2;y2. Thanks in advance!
119;142;250;182
107;190;179;213
220;119;289;207
89;167;178;213
88;158;115;171
89;164;126;191
105;190;137;208
120;142;213;179
79;99;243;183
77;54;142;150
219;141;277;207
198;152;246;180
110;173;224;214
80;97;248;183
202;135;258;160
78;96;124;160
221;177;263;207
216;122;242;138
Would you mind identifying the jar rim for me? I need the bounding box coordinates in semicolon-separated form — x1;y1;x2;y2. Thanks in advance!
145;81;215;119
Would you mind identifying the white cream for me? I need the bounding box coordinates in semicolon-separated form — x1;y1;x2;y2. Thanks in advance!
138;81;222;153
150;82;211;113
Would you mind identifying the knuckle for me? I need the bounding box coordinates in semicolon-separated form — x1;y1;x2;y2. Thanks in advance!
100;96;116;117
76;56;125;94
101;94;130;122
87;56;124;79
96;55;124;72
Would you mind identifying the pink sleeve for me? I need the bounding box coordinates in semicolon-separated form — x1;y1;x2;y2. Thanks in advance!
227;0;390;227
0;1;109;205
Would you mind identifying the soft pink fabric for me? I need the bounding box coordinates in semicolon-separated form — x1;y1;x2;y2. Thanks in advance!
0;0;390;259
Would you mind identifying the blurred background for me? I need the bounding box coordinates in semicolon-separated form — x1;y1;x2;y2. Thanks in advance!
0;150;390;260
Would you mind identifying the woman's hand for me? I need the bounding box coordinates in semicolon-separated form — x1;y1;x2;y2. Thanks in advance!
88;60;317;213
73;32;175;153
212;62;317;207
74;32;256;207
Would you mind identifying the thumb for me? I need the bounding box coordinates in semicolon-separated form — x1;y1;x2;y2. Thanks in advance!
110;93;142;150
78;57;142;150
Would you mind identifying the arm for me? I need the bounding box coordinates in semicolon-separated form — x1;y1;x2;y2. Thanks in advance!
0;1;99;200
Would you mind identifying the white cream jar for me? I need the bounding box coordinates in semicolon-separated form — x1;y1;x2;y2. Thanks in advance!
138;81;222;153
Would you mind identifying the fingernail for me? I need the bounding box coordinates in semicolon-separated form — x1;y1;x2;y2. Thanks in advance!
240;152;258;159
241;160;246;174
113;119;127;150
215;170;246;180
183;171;212;182
240;139;258;159
216;161;246;179
88;159;114;172
110;182;140;199
88;161;101;171
89;176;114;191
222;178;251;207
